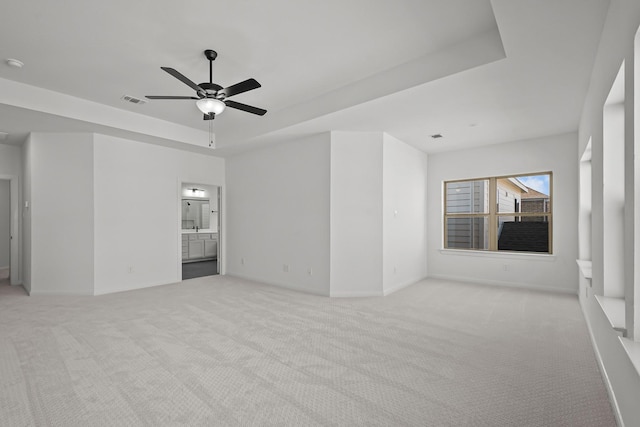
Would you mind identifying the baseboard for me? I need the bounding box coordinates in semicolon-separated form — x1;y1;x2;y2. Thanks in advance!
93;279;178;296
427;274;578;295
581;303;625;427
227;274;422;298
228;273;329;297
383;277;423;296
330;290;383;298
27;289;94;296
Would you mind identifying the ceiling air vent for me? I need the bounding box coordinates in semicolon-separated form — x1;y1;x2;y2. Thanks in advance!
121;95;147;105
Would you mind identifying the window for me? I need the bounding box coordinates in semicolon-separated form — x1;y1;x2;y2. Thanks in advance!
444;173;552;253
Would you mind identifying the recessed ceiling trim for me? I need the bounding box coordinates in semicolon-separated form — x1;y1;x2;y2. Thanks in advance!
0;77;208;148
219;27;506;146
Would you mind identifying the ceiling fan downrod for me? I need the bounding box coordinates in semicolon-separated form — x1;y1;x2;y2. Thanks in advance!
204;49;217;85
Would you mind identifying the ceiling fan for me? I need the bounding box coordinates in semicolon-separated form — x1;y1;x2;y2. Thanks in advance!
146;49;266;121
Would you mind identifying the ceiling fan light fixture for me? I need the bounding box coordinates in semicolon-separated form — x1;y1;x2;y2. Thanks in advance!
196;98;225;115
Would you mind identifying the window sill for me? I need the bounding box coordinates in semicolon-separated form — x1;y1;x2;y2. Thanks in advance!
620;337;640;377
576;259;592;279
596;297;640;378
439;249;556;262
595;295;626;336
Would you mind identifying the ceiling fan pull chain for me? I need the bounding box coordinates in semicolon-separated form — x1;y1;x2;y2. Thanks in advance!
209;119;215;148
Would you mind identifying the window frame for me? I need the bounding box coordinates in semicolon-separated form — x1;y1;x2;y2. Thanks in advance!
443;172;553;254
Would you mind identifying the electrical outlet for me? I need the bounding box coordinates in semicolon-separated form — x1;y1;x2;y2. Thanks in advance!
503;264;510;272
308;267;313;276
283;264;290;273
240;257;245;266
393;266;397;274
128;266;134;273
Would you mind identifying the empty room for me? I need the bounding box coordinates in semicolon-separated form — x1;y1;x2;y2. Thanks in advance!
1;0;639;425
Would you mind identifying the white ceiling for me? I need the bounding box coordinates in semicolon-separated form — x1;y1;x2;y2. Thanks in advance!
0;0;610;156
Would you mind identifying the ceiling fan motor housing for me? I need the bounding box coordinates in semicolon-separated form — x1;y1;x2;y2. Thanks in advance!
199;82;224;98
204;49;218;61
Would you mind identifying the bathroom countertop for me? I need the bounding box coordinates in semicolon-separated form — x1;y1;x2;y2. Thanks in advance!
181;229;218;234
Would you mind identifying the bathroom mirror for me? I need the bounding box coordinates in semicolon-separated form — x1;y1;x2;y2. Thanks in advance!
181;199;211;230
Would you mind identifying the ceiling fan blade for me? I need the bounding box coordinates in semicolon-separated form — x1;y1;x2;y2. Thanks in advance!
203;113;215;120
225;100;267;116
145;96;199;100
161;67;204;94
218;78;261;98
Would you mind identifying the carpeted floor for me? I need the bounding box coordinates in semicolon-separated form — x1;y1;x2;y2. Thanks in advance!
0;276;615;426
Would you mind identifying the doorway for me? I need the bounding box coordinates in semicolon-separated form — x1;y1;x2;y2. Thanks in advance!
0;175;19;286
0;179;10;284
180;183;221;280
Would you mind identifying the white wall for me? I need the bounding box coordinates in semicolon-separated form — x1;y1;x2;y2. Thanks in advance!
602;102;625;298
93;134;225;295
0;180;10;268
427;133;578;294
28;133;95;295
577;2;640;425
226;133;331;296
22;137;32;292
330;132;383;297
17;132;224;296
0;144;21;176
578;141;592;261
382;133;428;295
226;131;427;298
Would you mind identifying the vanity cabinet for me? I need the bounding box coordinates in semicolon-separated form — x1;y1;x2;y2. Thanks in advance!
188;239;205;259
182;233;218;261
204;239;217;257
181;237;189;259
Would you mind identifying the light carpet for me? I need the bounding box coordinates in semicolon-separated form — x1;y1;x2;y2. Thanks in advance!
0;276;615;426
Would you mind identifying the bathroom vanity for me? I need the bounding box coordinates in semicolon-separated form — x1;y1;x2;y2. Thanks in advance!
181;231;218;262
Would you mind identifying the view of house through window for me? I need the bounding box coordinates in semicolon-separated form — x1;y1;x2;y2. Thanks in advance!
444;173;552;253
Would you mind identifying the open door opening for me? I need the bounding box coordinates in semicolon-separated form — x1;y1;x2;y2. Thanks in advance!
180;183;220;280
0;179;11;285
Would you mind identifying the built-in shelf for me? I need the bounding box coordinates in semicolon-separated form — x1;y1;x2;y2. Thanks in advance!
595;295;626;336
620;338;640;377
576;259;592;279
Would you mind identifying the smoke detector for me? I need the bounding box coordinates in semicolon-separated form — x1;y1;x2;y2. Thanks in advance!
6;58;24;68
